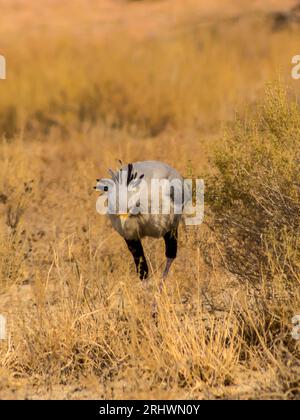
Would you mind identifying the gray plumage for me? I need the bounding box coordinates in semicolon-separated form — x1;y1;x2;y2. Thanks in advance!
95;160;189;282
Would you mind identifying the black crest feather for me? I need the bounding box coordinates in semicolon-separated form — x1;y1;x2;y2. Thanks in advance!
127;163;133;186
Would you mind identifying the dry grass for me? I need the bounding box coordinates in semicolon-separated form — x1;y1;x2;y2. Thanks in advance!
0;0;300;399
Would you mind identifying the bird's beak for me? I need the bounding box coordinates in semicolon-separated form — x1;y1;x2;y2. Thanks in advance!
94;187;104;195
118;213;129;220
94;179;103;194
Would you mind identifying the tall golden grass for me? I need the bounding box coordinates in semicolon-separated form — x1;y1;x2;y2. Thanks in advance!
0;1;300;399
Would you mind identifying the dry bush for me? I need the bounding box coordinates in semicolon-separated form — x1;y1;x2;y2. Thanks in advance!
0;139;37;289
203;83;300;398
207;82;300;285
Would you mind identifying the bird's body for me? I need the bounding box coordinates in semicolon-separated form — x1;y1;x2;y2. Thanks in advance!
95;160;189;281
108;160;183;241
110;212;181;241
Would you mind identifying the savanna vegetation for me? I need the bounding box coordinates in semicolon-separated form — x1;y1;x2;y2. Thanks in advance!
0;0;299;399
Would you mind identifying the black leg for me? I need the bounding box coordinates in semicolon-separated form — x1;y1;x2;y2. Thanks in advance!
152;229;178;314
160;228;178;280
163;228;178;259
155;229;177;283
125;239;148;280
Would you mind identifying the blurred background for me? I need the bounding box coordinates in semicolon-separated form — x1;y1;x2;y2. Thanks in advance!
1;0;300;138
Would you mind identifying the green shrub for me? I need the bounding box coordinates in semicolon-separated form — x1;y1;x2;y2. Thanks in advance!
207;82;300;284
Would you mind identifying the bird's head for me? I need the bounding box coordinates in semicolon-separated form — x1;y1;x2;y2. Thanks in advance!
95;162;145;217
94;178;114;194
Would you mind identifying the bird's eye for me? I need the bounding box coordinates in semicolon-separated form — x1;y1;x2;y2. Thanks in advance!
104;186;108;192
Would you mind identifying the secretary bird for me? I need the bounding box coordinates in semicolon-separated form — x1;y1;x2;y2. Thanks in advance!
95;160;190;286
